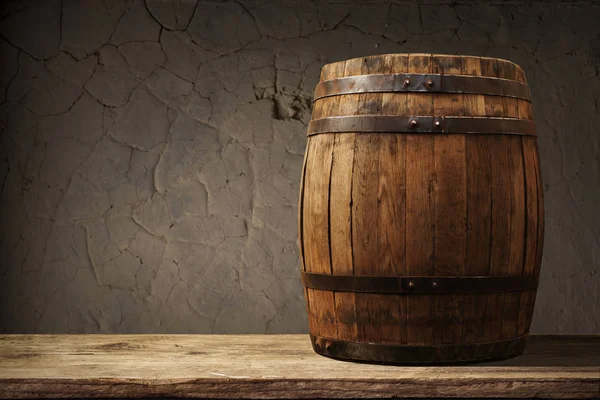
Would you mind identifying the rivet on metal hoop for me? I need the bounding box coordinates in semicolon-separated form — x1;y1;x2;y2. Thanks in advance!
403;78;410;87
427;79;434;87
410;119;418;127
434;120;441;127
408;280;415;289
432;281;438;288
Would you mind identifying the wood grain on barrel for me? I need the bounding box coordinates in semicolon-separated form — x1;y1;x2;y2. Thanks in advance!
299;129;312;332
480;57;505;119
323;55;526;81
504;137;526;339
329;58;360;342
431;55;467;345
377;54;407;277
303;102;333;275
498;61;519;119
478;57;510;343
305;61;347;339
486;134;511;341
463;57;492;343
298;135;310;273
515;63;527;83
520;91;540;337
304;132;336;338
358;55;407;343
299;56;330;271
405;54;435;345
495;60;526;340
353;57;385;342
315;70;345;121
519;135;541;335
373;54;409;344
490;139;513;343
352;58;382;280
330;132;358;341
324;60;352;280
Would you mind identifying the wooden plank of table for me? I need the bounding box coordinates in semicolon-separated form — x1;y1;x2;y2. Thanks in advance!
0;335;598;399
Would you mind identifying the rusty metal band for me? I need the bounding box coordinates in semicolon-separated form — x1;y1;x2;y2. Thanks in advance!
314;73;531;101
301;272;538;294
307;116;537;136
310;334;528;365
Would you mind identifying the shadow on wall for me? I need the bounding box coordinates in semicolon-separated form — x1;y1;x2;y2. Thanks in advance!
0;0;598;334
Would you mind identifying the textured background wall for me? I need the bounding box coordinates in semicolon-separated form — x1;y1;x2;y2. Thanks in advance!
0;0;598;334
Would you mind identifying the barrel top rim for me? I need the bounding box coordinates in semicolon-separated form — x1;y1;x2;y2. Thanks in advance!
322;53;525;73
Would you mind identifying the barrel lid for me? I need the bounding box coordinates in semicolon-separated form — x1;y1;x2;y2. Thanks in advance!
319;53;528;84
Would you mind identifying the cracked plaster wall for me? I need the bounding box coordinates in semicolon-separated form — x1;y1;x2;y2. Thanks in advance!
0;0;598;334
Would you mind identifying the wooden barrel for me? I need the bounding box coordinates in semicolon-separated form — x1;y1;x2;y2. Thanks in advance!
298;54;544;364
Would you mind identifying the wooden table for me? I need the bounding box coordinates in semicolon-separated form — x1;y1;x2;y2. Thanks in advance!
0;335;598;399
